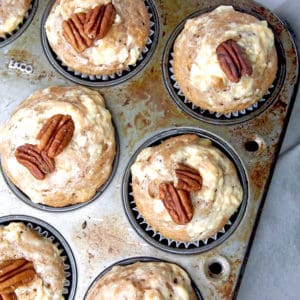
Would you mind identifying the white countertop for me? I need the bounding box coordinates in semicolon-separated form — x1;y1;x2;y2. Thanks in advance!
238;1;300;299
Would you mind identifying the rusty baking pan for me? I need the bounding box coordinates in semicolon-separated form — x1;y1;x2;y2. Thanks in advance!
0;0;298;299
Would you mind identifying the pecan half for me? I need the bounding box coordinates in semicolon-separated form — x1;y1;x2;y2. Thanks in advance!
84;5;105;39
175;163;202;192
37;114;75;158
216;39;253;83
15;144;55;180
98;3;116;39
84;3;116;40
0;293;17;300
62;13;93;53
159;182;193;225
0;259;36;294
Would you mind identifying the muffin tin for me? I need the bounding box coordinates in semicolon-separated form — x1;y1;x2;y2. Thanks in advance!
0;215;77;299
0;0;298;299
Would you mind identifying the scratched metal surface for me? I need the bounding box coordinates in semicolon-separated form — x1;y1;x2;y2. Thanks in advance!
0;0;298;299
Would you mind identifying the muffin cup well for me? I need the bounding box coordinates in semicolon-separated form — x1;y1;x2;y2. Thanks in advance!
84;256;203;300
122;127;248;255
41;0;159;87
162;5;286;125
0;0;39;48
0;215;77;299
0;124;120;212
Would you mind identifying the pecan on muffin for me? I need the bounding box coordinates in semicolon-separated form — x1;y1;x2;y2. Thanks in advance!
0;86;116;207
131;134;243;242
45;0;150;75
0;222;65;299
173;6;277;114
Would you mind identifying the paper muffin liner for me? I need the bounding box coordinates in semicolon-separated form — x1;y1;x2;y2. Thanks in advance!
0;0;38;48
84;256;203;300
122;127;248;255
0;215;77;299
41;0;159;87
162;7;285;125
127;175;240;252
0;123;120;212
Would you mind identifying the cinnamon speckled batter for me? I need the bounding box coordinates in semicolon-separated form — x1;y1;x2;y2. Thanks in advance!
45;0;150;75
86;262;197;300
131;134;243;242
0;223;65;299
173;6;277;113
0;0;31;37
0;86;116;207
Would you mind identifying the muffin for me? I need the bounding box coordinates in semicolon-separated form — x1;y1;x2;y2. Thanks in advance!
0;0;31;38
173;5;277;114
0;86;116;207
130;134;243;242
45;0;150;75
0;222;65;299
85;261;198;300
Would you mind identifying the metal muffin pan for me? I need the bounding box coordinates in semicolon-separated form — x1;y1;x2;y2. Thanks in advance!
84;256;203;299
0;215;77;299
162;5;286;125
41;0;160;87
122;127;248;254
0;0;298;299
0;0;39;48
0;124;120;212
